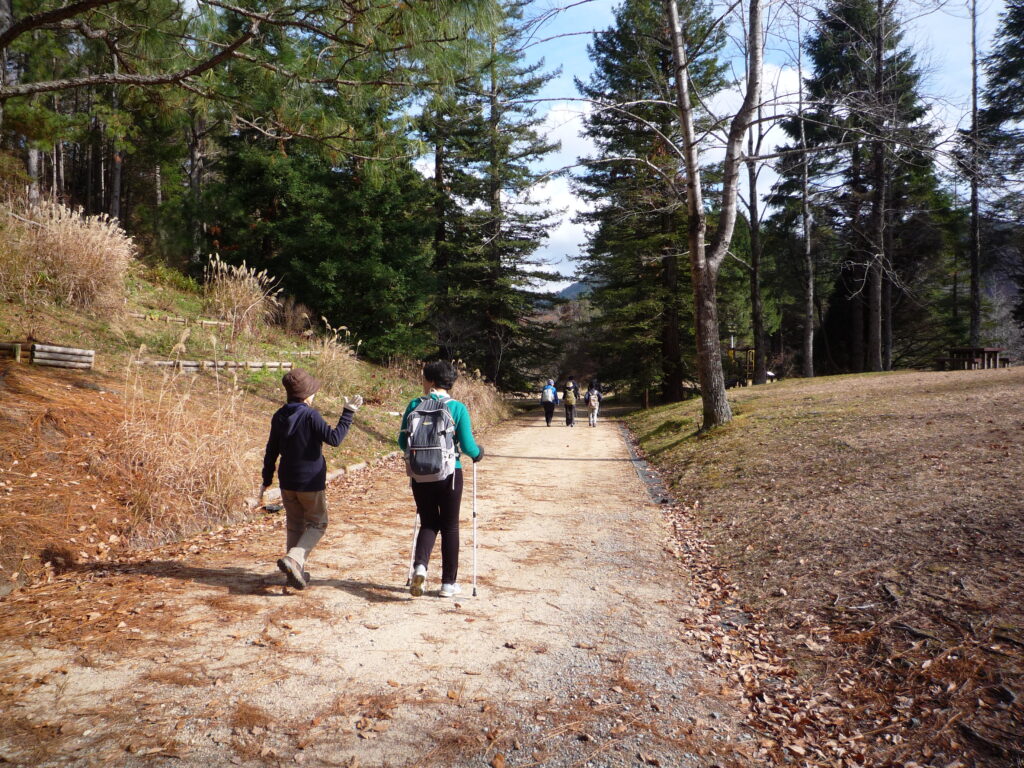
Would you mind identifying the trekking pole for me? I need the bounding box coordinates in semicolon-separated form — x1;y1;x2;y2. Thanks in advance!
472;461;478;597
405;513;420;586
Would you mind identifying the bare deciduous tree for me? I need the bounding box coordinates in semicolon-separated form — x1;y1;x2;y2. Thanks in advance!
665;0;763;428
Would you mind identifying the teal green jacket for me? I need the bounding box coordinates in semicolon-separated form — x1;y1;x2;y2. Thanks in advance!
398;393;481;469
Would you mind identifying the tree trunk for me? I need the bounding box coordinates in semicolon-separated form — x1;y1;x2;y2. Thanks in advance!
968;0;981;346
0;0;12;131
798;20;814;378
188;113;206;262
867;142;884;372
108;61;122;219
867;0;885;372
850;269;865;372
27;147;40;201
882;270;893;370
109;145;123;220
952;241;959;322
746;155;767;385
661;212;684;400
665;0;761;428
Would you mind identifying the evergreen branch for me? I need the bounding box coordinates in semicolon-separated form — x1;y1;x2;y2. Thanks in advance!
588;99;687;164
47;18;136;74
229;114;418;162
226;50;424;88
0;0;122;49
0;22;258;101
204;0;462;56
203;0;356;45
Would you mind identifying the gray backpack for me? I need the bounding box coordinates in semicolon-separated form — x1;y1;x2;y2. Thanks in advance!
403;396;458;483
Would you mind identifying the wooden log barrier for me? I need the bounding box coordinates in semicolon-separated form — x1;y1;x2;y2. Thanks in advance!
32;360;94;370
28;344;95;370
127;311;231;327
0;342;23;362
135;359;293;371
32;343;95;357
31;350;96;363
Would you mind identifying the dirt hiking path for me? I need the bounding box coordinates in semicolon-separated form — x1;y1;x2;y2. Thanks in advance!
1;409;750;767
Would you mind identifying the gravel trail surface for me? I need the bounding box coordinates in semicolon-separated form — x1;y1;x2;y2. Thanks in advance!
0;408;750;767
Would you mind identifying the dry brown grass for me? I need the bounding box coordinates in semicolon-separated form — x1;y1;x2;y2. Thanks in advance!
451;364;508;429
309;319;362;396
105;363;251;546
203;253;281;340
277;295;313;335
0;200;135;312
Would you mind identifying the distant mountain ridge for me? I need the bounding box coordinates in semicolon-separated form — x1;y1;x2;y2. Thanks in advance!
558;281;591;300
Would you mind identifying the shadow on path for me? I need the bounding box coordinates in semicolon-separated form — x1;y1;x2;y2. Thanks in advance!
79;560;413;603
488;453;633;462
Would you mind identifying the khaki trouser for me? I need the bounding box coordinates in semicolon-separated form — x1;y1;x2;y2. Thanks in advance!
281;489;328;567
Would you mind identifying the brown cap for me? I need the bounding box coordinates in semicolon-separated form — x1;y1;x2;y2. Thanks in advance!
282;368;320;401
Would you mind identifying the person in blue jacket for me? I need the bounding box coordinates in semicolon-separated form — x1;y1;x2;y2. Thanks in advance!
260;368;362;591
398;361;483;598
540;378;559;426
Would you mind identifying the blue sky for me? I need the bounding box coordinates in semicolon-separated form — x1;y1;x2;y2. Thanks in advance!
520;0;1009;290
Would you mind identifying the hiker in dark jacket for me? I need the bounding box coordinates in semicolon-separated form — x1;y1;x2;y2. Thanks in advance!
563;376;581;427
260;368;362;590
399;360;483;599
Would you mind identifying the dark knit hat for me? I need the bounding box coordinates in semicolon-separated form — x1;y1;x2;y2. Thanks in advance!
282;368;320;401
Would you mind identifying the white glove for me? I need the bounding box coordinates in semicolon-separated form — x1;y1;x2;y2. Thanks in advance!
343;394;363;412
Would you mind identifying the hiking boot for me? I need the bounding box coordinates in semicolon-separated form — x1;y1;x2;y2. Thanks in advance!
277;556;306;590
410;564;426;597
439;582;462;598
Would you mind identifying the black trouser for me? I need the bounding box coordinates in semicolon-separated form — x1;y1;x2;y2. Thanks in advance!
542;401;555;425
412;468;463;584
565;403;576;425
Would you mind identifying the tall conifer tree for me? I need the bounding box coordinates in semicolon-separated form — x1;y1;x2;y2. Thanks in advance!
421;1;560;387
775;0;939;372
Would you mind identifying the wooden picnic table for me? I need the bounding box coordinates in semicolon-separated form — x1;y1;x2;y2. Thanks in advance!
948;347;1004;370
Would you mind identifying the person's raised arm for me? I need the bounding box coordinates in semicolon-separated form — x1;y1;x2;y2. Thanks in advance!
311;406;354;447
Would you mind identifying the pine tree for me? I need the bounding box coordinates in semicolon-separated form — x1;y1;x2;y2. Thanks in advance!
982;0;1024;330
574;0;725;402
420;2;561;388
775;0;940;372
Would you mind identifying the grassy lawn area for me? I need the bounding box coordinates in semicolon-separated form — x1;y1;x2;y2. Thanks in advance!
627;370;1024;767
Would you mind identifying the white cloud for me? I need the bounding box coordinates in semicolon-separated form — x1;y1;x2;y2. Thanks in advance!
531;100;599;279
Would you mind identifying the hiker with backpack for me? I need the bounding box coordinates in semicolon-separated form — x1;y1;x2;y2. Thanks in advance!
563;376;581;427
399;360;483;598
540;378;559;426
584;383;603;427
260;368;363;591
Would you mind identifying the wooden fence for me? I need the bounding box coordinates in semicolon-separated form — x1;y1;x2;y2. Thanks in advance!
127;311;231;328
135;359;293;372
1;342;95;370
